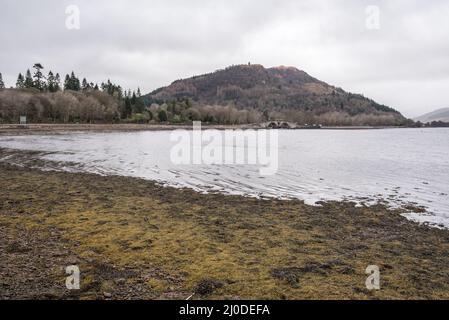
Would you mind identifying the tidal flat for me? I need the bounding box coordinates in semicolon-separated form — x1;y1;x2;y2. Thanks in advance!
1;152;449;299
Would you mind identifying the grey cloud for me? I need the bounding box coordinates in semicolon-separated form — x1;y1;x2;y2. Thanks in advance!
1;0;448;117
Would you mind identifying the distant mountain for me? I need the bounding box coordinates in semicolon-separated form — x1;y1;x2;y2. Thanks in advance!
145;64;405;123
414;108;449;123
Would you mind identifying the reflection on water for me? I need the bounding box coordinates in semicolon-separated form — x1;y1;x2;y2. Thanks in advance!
1;128;448;228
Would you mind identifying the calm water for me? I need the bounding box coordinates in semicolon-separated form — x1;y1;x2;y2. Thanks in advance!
1;128;448;228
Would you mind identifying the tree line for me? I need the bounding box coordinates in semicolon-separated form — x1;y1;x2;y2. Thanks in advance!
0;64;147;122
13;63;117;94
0;64;412;126
1;64;264;125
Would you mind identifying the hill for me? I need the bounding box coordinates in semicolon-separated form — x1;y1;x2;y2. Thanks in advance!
145;64;407;126
414;108;449;123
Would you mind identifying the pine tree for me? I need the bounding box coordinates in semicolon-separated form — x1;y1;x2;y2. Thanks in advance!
123;96;132;119
64;74;71;90
107;80;113;95
131;91;137;106
24;69;34;88
134;95;145;113
47;71;56;92
16;73;25;88
0;73;5;89
54;73;61;91
82;78;89;91
70;72;80;91
64;72;80;91
33;63;45;91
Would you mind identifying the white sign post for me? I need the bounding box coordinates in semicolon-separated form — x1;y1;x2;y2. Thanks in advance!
20;116;27;125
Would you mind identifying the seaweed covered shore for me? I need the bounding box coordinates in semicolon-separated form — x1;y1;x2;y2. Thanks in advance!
1;153;449;300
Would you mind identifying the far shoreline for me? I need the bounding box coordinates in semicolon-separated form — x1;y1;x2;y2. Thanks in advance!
0;123;421;136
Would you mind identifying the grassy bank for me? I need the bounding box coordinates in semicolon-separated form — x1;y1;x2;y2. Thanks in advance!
1;162;449;300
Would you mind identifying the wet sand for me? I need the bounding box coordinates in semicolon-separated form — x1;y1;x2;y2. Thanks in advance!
1;150;449;299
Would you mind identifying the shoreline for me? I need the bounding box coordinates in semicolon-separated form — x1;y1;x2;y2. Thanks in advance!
0;123;258;135
0;123;413;136
1;156;449;299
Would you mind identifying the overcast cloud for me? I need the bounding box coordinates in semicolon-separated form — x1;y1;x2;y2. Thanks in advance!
1;0;449;117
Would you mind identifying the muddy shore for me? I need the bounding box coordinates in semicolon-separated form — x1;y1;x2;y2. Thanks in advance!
1;149;449;300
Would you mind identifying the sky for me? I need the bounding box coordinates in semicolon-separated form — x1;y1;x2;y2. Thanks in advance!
1;0;449;118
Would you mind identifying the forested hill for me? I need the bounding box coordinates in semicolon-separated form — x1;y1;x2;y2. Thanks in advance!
145;64;407;126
